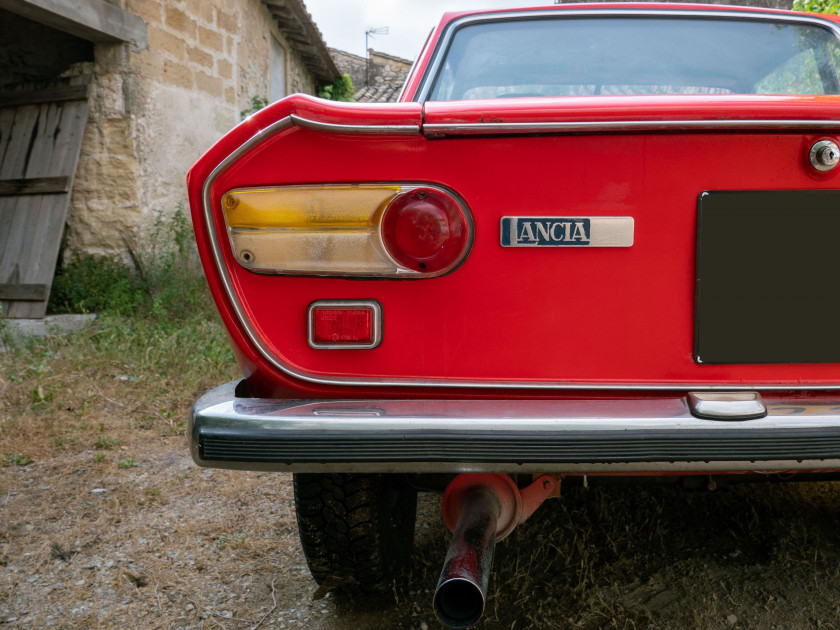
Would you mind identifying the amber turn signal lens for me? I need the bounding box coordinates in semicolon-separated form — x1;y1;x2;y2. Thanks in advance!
381;188;469;274
221;184;471;278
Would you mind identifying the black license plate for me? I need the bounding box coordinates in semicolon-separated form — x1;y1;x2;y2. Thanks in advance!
695;190;840;364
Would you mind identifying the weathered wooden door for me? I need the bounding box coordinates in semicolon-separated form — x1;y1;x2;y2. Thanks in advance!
0;78;90;318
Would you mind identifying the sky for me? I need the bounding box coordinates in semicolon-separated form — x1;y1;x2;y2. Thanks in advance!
303;0;557;61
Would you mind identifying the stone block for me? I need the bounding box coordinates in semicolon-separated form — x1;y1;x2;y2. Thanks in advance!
148;25;186;61
130;52;162;82
198;26;224;51
187;46;213;69
186;0;215;25
163;60;194;90
195;71;223;97
216;10;237;33
74;127;141;205
126;0;162;26
165;6;197;39
217;58;232;79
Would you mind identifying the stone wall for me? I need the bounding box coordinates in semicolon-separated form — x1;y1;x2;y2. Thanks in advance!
62;0;318;258
368;50;413;87
329;48;367;90
331;47;413;91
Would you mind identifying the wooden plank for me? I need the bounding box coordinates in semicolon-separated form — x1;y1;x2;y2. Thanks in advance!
0;95;89;318
0;107;16;169
0;284;49;301
0;176;69;196
0;196;26;280
24;102;60;179
1;195;57;318
0;84;89;108
0;106;40;180
0;0;148;47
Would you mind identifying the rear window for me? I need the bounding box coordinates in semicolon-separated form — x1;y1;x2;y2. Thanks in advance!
427;17;840;100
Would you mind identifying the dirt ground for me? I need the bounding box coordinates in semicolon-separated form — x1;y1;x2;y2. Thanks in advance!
2;330;840;629
3;430;840;629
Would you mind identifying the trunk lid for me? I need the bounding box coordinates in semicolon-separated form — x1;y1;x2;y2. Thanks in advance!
191;95;840;391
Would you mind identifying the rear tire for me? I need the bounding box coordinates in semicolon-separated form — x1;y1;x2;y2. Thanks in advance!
293;473;417;593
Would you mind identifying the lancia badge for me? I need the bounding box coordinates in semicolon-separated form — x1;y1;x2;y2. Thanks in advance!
500;217;634;247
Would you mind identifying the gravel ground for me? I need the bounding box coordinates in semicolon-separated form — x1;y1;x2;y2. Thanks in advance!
2;325;840;629
3;438;840;629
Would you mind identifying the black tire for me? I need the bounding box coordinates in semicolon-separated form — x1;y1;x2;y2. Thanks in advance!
293;473;417;593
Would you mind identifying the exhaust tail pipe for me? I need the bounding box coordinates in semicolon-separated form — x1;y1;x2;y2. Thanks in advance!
433;474;559;628
433;489;500;628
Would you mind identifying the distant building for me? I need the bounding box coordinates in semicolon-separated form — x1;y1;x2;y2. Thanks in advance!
330;48;413;103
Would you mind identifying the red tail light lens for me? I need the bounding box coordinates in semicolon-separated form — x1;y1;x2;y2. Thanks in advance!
308;301;382;349
381;188;469;274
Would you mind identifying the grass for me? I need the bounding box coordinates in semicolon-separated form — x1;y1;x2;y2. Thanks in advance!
1;454;30;467
0;207;237;467
95;436;122;449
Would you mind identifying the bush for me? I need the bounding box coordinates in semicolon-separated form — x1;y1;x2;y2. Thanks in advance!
43;206;235;383
317;74;355;102
49;255;142;315
793;0;840;13
49;205;215;325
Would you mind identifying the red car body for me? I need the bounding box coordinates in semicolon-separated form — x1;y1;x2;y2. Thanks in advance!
187;4;840;626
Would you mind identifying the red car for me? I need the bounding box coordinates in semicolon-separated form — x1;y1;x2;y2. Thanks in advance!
187;4;840;627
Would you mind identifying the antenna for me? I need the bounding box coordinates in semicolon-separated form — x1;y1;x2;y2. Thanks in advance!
365;26;389;86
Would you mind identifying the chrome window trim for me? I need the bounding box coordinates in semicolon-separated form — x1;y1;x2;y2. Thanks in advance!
424;119;840;136
307;300;383;350
414;8;840;103
289;114;418;136
202;116;840;391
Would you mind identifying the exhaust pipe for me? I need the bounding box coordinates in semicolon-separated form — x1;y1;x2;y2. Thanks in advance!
433;488;500;628
433;474;558;629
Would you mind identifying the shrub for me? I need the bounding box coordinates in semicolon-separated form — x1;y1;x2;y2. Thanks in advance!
49;205;216;325
317;74;355;102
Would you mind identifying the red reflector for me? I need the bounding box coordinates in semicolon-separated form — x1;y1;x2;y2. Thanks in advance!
311;308;374;345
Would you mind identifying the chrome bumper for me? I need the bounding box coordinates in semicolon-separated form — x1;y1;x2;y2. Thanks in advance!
190;381;840;474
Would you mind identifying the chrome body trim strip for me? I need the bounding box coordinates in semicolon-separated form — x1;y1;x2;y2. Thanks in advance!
201;115;840;391
415;8;840;102
190;382;840;473
289;114;418;135
424;120;840;136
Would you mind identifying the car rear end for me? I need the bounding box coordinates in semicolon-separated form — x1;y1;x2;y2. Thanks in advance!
187;5;840;627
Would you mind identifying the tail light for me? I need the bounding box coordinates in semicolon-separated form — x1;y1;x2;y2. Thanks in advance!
221;184;472;278
381;188;469;273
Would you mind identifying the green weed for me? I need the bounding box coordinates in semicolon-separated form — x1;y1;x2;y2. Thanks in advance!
118;457;137;469
2;454;31;467
95;436;121;449
216;531;246;548
240;95;268;118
